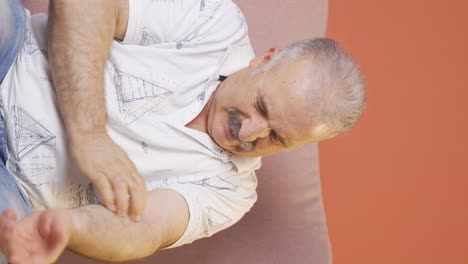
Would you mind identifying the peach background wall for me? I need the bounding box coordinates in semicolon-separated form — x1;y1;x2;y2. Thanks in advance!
321;0;468;263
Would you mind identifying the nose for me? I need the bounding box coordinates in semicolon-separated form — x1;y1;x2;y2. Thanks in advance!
238;118;270;142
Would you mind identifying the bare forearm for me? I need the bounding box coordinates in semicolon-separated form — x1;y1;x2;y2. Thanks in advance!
67;205;161;262
65;189;189;261
47;0;121;143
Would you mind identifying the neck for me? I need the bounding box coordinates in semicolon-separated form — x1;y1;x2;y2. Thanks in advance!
185;84;218;133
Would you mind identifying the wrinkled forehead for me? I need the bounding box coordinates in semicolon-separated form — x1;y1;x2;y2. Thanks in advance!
269;58;318;96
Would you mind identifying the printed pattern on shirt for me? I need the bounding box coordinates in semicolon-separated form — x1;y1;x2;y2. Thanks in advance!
139;27;160;46
7;106;57;187
8;153;56;187
10;106;56;161
185;175;238;192
23;29;47;55
112;67;173;125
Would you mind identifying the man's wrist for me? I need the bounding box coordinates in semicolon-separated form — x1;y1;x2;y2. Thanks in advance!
67;130;109;149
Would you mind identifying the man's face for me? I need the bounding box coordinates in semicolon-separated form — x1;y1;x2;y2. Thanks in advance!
206;52;330;157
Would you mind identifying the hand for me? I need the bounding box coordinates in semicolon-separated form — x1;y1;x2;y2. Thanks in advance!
70;132;147;222
0;208;72;264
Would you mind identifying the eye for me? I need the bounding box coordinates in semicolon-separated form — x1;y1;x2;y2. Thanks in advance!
270;131;280;146
256;97;267;117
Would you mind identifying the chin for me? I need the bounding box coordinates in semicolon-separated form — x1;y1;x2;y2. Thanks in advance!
210;126;229;150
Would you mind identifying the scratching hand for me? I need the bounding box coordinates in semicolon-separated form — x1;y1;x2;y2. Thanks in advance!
70;132;147;222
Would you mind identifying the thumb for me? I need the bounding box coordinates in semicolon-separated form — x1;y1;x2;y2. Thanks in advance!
2;208;17;222
38;210;71;262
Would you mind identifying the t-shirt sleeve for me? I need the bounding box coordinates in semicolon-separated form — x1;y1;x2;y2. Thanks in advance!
122;0;207;45
161;170;258;249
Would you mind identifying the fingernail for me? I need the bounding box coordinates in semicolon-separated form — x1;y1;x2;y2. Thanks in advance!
109;205;116;212
134;216;141;222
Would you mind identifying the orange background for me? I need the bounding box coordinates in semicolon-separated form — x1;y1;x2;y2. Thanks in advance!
322;0;468;263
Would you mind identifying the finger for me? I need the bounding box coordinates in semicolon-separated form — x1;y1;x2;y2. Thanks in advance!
0;213;7;232
38;210;57;239
119;154;144;186
0;215;11;252
0;216;7;251
43;214;70;263
3;208;17;222
1;210;16;248
3;217;19;260
128;183;147;222
93;175;116;212
37;215;62;263
120;154;146;217
113;180;130;217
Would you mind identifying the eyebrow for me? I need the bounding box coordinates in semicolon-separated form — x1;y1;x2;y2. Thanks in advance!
258;92;289;148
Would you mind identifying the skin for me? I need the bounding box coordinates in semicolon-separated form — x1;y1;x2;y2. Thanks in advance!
0;189;188;263
0;0;333;262
47;0;146;221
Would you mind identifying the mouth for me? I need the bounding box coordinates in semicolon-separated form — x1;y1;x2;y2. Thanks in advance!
226;122;255;153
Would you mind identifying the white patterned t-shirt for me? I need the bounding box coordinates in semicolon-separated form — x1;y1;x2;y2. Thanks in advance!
0;0;261;248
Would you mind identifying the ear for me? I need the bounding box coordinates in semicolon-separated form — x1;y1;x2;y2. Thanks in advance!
249;47;280;68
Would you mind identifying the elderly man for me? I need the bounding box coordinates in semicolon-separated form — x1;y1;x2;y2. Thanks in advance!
0;0;365;263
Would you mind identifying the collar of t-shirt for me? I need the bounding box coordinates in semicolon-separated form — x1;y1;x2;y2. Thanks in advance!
181;44;261;173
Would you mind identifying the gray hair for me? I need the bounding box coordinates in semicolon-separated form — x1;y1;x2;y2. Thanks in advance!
255;38;367;139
